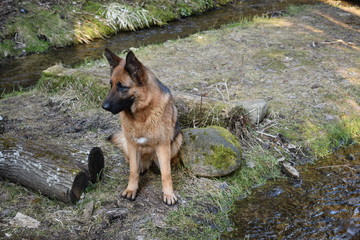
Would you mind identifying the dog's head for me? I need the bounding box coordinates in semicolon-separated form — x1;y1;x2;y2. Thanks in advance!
102;49;147;114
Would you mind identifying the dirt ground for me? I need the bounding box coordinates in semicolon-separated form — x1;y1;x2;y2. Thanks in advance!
0;1;360;239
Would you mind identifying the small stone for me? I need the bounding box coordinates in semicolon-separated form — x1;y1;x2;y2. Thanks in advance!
281;162;300;179
232;99;268;124
311;84;323;89
287;143;296;149
324;114;335;120
215;181;229;190
10;212;40;229
83;201;95;220
105;208;129;222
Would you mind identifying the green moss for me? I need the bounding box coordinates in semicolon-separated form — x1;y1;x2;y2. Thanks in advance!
146;2;178;23
37;73;108;108
204;145;237;170
2;9;73;56
83;1;102;13
210;125;242;151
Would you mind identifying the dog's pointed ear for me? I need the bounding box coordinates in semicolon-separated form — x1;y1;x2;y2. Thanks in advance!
125;51;145;85
104;48;121;71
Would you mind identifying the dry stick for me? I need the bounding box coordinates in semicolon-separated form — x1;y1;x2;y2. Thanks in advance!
255;131;277;138
316;165;357;171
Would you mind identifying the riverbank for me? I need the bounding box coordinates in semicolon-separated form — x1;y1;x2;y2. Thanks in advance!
1;1;360;239
0;0;232;59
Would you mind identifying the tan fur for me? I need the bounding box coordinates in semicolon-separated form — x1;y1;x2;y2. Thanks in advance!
103;49;182;205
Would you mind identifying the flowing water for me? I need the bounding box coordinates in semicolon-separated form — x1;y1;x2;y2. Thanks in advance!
224;143;360;239
0;0;315;93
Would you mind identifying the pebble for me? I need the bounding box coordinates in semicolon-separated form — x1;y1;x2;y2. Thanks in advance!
105;208;129;222
83;201;95;220
10;212;40;229
346;154;355;161
281;162;300;179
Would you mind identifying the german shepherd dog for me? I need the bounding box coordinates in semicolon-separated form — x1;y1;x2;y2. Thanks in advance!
102;49;182;205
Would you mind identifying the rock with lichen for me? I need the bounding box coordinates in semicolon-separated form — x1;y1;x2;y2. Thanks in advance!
180;126;242;177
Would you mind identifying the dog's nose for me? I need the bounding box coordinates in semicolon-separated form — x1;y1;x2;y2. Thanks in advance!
102;101;111;111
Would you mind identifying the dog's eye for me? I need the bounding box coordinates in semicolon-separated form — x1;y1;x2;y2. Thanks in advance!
117;82;129;92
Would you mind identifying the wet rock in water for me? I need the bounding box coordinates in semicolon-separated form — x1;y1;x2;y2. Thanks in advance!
268;187;284;197
10;212;40;229
346;154;355;161
347;197;360;205
281;162;300;179
0;115;4;134
180;126;242;177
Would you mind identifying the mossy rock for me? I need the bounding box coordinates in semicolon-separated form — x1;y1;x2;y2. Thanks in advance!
180;126;242;177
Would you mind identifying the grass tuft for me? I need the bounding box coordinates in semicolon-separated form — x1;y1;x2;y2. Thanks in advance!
101;3;163;32
303;117;360;157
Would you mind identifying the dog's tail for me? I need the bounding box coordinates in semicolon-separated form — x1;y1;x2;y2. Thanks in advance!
171;132;183;165
108;130;129;162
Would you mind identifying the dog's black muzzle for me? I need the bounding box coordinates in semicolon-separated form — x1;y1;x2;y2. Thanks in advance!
102;97;134;115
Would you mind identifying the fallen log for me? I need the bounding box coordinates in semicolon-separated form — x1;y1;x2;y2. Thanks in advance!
0;135;104;204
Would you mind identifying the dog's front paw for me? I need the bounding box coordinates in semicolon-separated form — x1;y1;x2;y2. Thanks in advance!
163;193;177;206
121;188;137;201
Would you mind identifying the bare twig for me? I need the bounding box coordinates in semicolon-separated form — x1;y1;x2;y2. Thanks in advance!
316;165;356;171
256;131;277;138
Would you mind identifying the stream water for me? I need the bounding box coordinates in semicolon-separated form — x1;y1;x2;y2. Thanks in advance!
224;143;360;239
0;0;315;93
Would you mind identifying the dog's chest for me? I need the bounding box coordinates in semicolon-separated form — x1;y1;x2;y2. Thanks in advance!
134;137;148;145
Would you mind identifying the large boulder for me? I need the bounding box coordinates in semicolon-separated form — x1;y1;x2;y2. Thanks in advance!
180;126;242;177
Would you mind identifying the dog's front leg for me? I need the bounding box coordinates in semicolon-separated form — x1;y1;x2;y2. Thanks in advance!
122;142;139;200
155;144;177;205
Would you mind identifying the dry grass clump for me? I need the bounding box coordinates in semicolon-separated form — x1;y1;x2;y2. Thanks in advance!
101;3;163;31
